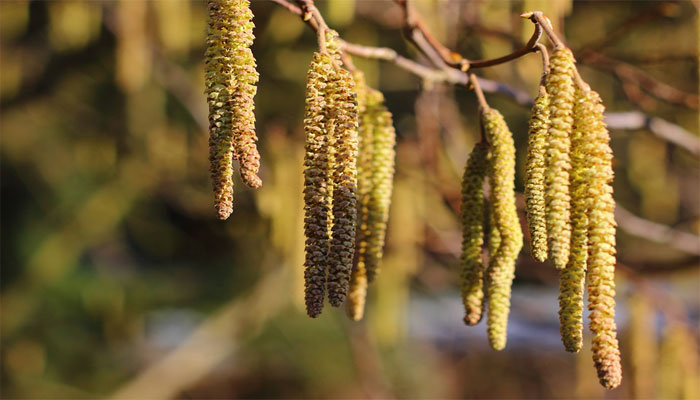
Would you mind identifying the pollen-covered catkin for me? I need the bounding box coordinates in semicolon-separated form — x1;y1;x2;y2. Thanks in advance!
525;91;549;262
326;68;359;307
460;141;489;326
302;52;333;317
230;0;262;189
205;0;237;220
545;47;575;270
580;89;622;390
558;88;591;353
483;109;523;351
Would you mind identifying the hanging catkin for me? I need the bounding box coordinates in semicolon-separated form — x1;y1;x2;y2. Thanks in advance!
544;47;575;270
460;141;489;326
580;89;622;390
364;90;396;283
230;0;262;189
302;51;333;317
483;109;523;351
326;67;359;307
524;89;549;262
205;0;237;220
347;71;396;319
558;87;590;353
347;71;372;320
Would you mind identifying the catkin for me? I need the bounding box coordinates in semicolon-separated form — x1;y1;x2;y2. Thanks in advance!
580;89;622;390
347;71;397;319
302;51;333;317
205;0;237;220
364;90;396;283
544;47;575;270
230;0;262;189
525;90;549;262
483;109;523;351
460;141;489;326
558;88;590;353
347;71;372;320
326;67;359;307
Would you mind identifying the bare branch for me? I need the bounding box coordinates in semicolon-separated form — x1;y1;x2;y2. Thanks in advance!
615;205;700;256
604;111;700;156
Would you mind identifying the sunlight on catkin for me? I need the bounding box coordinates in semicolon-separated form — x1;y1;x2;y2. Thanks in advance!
544;47;575;270
459;141;489;326
482;109;523;351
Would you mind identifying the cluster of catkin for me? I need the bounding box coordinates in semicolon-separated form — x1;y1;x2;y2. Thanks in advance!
529;47;621;389
205;0;262;220
459;109;523;351
459;46;621;390
302;31;396;319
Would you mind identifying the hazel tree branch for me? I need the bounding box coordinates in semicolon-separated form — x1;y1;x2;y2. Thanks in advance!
268;0;699;157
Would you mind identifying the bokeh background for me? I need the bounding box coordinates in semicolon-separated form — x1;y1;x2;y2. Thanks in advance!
1;0;699;398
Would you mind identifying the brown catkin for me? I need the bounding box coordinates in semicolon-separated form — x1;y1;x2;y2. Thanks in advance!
525;90;549;262
326;67;359;307
483;109;523;351
205;0;237;220
229;0;261;189
545;47;575;270
460;141;489;326
580;89;622;390
302;51;333;317
558;88;590;353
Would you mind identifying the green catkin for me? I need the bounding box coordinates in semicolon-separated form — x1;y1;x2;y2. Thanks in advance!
558;88;590;353
524;90;549;262
460;141;489;326
230;0;262;189
302;51;333;317
326;67;359;307
580;89;622;390
544;47;575;270
364;90;396;283
205;0;237;220
483;109;523;351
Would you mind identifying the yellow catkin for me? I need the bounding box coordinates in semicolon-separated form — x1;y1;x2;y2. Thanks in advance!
347;71;396;319
460;141;489;326
302;51;333;317
483;109;523;351
558;88;591;353
347;71;371;320
544;47;575;270
230;0;262;189
205;0;237;220
580;89;622;390
524;90;549;262
363;91;396;283
326;67;359;307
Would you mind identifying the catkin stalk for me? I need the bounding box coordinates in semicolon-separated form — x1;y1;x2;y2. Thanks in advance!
525;90;549;262
580;89;622;390
460;141;489;326
544;47;575;270
483;109;523;351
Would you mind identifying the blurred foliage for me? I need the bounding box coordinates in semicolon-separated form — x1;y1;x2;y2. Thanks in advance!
1;0;699;398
